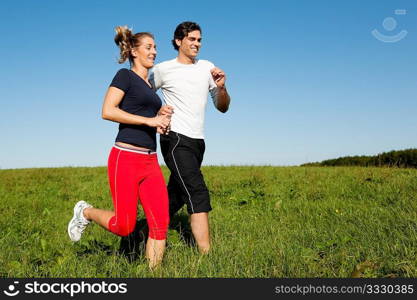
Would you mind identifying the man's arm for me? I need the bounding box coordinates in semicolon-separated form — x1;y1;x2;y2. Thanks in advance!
214;86;230;113
148;65;162;91
211;67;231;113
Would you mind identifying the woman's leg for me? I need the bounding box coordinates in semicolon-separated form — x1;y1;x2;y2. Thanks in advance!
146;238;167;269
83;207;114;230
138;159;170;268
106;148;140;236
68;147;140;242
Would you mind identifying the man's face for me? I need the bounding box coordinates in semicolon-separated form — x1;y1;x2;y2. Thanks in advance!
176;30;202;59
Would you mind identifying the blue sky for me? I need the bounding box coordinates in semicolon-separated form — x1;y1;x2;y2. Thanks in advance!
1;0;416;169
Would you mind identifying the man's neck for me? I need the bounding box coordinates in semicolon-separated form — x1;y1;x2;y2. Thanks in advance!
176;52;196;64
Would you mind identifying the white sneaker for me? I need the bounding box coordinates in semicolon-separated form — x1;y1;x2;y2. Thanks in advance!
68;200;92;242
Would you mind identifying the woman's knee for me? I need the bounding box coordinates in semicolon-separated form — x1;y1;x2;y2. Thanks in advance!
118;224;135;237
109;217;136;237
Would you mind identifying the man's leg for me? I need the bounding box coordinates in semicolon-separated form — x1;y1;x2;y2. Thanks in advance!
190;137;210;253
167;173;186;217
190;212;210;253
161;132;212;253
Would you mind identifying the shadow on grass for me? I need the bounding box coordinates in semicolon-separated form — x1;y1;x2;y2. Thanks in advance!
76;239;114;256
118;214;196;262
118;219;148;262
74;221;148;262
169;213;195;248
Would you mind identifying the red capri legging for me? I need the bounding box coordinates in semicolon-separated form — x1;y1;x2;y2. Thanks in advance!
107;146;169;240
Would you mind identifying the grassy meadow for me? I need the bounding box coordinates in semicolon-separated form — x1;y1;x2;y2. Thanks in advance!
0;166;416;278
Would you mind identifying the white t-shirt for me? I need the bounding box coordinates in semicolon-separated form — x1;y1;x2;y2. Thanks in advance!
149;58;218;139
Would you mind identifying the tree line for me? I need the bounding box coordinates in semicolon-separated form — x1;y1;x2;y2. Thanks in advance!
301;149;417;168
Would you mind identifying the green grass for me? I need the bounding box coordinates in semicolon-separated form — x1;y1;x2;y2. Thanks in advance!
0;166;416;278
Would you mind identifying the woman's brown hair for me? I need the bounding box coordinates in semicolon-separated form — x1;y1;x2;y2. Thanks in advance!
114;26;154;64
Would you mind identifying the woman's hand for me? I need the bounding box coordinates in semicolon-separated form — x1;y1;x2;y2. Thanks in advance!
156;105;173;134
148;114;171;129
157;124;171;135
158;105;174;117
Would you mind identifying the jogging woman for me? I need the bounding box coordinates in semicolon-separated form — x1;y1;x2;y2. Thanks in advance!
68;26;173;268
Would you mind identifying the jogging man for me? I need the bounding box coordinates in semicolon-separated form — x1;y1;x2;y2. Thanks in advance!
150;21;231;253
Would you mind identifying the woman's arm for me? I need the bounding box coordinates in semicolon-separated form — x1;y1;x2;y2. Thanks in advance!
101;87;170;128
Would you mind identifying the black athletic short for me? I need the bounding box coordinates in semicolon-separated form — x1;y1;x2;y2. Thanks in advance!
160;131;212;215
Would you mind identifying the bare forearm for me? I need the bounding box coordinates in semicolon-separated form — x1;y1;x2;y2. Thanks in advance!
101;87;170;129
102;107;151;126
216;87;231;113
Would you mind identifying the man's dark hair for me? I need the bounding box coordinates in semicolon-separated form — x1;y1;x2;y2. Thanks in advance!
171;21;202;51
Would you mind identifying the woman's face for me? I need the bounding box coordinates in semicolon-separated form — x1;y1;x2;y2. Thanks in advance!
132;36;157;69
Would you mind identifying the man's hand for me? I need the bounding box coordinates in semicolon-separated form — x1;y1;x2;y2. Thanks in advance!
211;67;226;88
